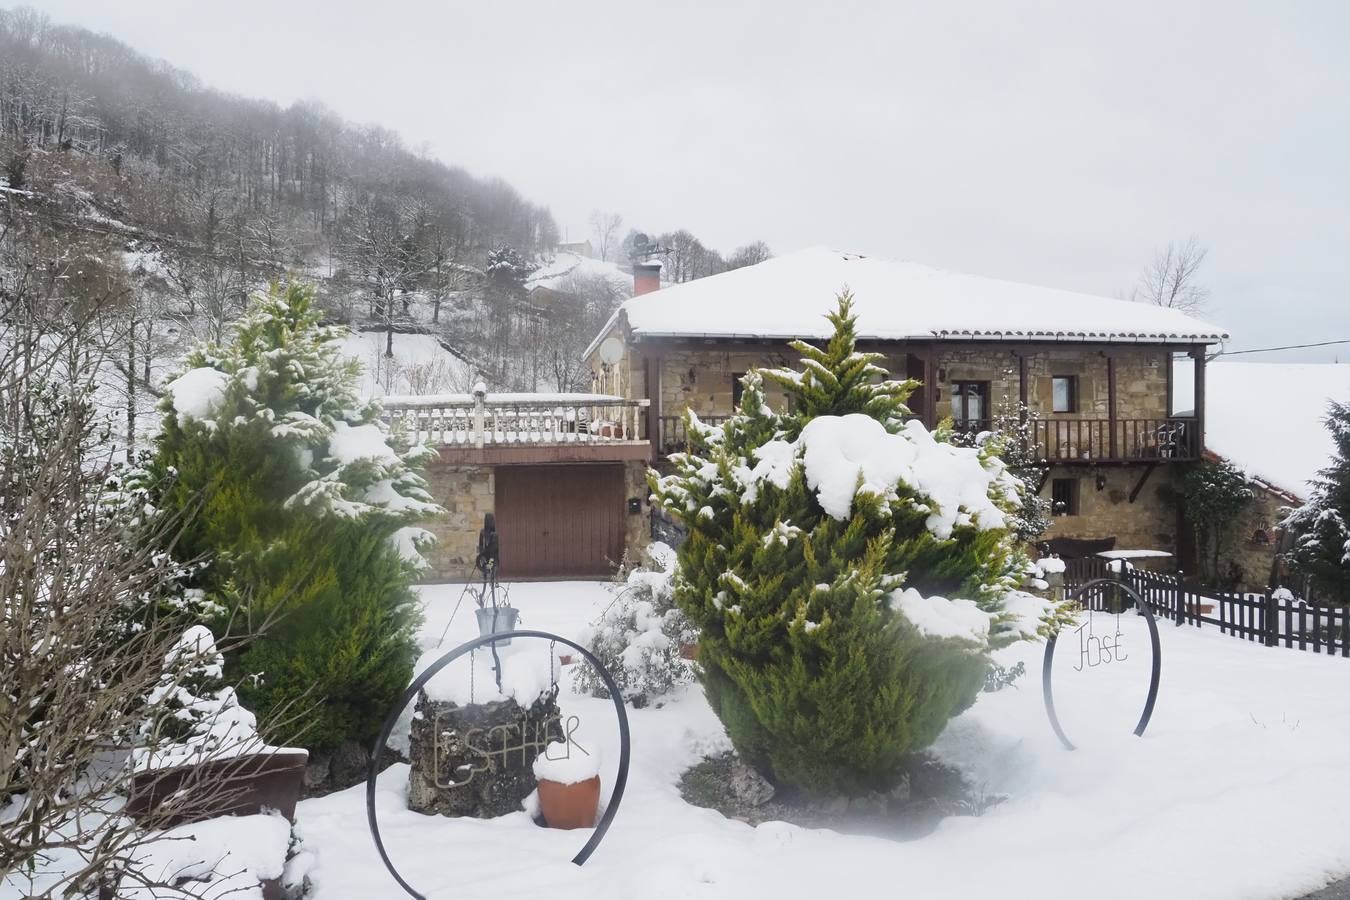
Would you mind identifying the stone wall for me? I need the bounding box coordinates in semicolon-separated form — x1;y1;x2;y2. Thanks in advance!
584;331;1186;559
932;346;1171;422
599;340;1174;432
1036;465;1182;557
622;459;651;565
1210;482;1291;591
420;465;495;580
417;459;652;582
656;347;795;420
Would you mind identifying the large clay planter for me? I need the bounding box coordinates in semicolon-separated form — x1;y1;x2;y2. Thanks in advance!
536;776;600;830
126;750;309;827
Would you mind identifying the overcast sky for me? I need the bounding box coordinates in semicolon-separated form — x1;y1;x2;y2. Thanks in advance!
30;0;1350;361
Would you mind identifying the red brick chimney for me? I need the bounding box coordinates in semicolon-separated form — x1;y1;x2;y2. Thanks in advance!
633;259;662;296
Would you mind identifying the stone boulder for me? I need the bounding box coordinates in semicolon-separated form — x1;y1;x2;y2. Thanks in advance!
407;688;563;818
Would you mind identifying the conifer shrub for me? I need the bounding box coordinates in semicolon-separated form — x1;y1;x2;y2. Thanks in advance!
1283;400;1350;602
651;293;1065;797
151;282;440;756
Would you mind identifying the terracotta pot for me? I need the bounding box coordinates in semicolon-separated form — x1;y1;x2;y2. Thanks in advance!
557;653;574;666
536;776;600;829
679;642;699;661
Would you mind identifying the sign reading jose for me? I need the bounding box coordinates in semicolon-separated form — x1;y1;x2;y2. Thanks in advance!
1042;578;1162;751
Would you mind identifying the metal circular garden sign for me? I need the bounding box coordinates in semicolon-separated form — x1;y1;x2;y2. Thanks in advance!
365;630;631;900
1042;578;1162;751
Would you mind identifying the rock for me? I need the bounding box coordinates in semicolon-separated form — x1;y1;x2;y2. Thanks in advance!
302;754;331;792
406;689;563;819
728;763;775;808
846;791;887;816
821;794;849;816
328;740;370;790
888;773;912;805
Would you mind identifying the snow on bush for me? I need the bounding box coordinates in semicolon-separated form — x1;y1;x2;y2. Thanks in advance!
574;543;697;705
1036;555;1067;575
164;366;229;427
651;293;1072;797
122;811;295;900
132;625;273;773
735;412;1016;538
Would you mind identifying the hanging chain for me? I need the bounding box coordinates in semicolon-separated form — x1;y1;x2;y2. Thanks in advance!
548;639;557;687
469;648;475;705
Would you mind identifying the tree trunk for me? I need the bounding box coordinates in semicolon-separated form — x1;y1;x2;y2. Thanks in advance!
126;319;136;461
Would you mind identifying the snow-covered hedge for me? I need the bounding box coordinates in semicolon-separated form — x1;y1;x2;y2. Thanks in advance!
575;543;698;705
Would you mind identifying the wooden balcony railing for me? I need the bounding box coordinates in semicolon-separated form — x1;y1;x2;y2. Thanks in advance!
1031;417;1198;462
659;414;730;456
658;411;1199;463
381;392;649;448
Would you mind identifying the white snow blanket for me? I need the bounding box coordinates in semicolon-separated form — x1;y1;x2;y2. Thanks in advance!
1176;360;1350;500
292;580;1350;900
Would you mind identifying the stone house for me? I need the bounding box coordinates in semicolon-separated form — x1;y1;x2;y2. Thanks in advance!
583;247;1230;567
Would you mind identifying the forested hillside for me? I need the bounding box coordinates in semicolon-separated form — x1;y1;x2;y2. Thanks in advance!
0;6;771;448
0;5;582;414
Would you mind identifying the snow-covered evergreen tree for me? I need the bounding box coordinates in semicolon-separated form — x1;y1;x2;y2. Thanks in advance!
1182;459;1254;585
575;543;698;705
651;293;1067;797
1283;400;1350;602
151;281;442;756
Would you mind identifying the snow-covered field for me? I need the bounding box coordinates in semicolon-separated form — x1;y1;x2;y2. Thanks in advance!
296;580;1350;900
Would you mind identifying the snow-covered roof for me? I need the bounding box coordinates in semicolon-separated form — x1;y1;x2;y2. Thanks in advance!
527;251;632;296
1193;361;1350;501
595;247;1228;354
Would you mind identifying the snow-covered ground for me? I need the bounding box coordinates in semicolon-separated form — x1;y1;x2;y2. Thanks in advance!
335;330;476;399
1175;360;1350;499
296;580;1350;900
526;251;632;297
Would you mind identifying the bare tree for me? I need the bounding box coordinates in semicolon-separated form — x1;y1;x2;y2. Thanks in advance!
1131;236;1209;314
341;194;429;356
1;195;303;900
589;210;623;262
725;240;773;270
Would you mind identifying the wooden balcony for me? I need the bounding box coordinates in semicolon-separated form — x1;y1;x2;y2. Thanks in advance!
381;392;651;464
954;416;1200;463
659;412;1199;464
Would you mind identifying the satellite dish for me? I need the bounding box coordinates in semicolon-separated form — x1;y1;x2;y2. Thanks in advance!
598;336;625;366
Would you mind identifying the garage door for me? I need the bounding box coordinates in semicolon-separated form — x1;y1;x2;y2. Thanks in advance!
495;465;626;578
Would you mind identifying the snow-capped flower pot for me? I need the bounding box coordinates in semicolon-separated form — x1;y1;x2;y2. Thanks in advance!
475;605;519;646
533;742;602;830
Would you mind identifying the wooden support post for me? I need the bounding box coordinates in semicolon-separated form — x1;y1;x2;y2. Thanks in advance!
1192;345;1207;456
1017;351;1029;423
921;345;937;429
644;353;661;456
1106;353;1118;459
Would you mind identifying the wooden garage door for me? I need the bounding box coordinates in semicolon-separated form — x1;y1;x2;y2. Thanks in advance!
495;465;625;578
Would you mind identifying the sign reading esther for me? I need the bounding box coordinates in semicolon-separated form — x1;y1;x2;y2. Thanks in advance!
435;711;589;789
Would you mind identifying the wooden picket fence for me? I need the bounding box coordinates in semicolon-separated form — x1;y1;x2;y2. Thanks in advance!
1063;566;1350;658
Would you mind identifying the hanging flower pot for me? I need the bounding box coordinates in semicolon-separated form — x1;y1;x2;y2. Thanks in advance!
533;742;601;830
475;605;519;646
